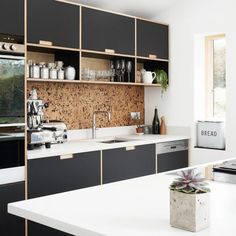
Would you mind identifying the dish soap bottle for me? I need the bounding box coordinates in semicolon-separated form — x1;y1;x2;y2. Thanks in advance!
152;106;160;134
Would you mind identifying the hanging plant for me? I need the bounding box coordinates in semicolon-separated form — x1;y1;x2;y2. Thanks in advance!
153;69;169;95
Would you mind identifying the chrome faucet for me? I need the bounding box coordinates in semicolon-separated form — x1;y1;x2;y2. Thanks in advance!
92;111;111;139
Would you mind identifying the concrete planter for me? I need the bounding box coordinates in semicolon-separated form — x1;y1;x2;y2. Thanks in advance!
170;190;209;232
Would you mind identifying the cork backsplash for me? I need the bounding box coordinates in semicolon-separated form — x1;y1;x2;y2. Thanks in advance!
27;82;144;130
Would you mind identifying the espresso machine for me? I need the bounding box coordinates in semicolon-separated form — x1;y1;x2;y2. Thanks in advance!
27;89;68;150
27;90;52;150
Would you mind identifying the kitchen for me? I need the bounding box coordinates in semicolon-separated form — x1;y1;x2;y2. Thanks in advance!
0;0;235;235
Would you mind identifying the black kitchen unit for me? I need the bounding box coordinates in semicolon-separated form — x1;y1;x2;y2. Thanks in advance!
137;19;169;60
0;182;25;236
103;144;156;184
0;0;24;37
27;0;80;48
157;140;189;173
27;151;101;199
82;7;135;55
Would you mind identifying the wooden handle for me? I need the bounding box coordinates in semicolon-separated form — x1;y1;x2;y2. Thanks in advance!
149;54;157;59
105;48;115;54
60;154;74;160
126;146;136;151
39;40;53;46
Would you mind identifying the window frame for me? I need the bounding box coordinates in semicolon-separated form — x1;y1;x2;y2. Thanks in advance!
205;34;226;120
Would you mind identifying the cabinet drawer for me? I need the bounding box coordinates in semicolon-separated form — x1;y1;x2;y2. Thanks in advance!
28;151;100;198
157;150;188;173
103;144;156;184
82;7;135;55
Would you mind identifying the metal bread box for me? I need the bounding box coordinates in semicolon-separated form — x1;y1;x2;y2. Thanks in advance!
197;121;225;150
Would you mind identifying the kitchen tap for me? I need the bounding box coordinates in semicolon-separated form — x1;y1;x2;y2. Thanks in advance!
92;111;111;139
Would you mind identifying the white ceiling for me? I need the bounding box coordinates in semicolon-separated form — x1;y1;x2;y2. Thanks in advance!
69;0;178;19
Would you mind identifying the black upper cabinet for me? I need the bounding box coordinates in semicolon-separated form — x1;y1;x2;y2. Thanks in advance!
103;144;156;184
0;0;24;36
27;0;79;48
0;182;25;236
82;7;135;55
28;151;100;199
137;19;169;60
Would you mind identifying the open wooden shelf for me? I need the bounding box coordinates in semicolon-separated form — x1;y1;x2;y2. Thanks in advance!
136;56;168;62
27;43;80;52
27;78;161;87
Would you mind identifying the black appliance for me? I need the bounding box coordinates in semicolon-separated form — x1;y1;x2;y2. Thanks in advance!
0;35;25;125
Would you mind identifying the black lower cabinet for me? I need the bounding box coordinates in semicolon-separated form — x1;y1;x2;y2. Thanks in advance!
28;151;101;199
103;144;156;184
28;221;72;236
0;181;25;236
157;150;188;173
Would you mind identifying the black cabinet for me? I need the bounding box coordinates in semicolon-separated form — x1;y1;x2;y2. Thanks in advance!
137;19;169;60
0;139;24;169
0;0;24;36
157;150;188;173
27;0;79;48
103;144;156;184
0;182;25;236
27;151;100;199
82;7;135;55
28;221;72;236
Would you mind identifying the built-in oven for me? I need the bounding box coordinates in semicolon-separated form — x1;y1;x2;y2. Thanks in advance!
0;36;25;126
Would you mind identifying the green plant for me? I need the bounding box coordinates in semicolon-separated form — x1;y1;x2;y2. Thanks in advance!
153;69;169;95
170;169;210;194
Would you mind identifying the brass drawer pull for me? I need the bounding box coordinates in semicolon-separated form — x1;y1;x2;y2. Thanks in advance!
126;146;136;151
60;154;74;160
149;54;157;59
105;48;115;54
39;40;53;46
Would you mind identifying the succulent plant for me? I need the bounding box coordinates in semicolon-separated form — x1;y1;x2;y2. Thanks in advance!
170;169;210;194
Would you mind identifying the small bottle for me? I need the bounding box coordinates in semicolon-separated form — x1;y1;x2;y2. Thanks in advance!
49;63;57;79
152;106;160;134
31;63;40;78
40;64;49;79
57;68;64;80
160;116;167;135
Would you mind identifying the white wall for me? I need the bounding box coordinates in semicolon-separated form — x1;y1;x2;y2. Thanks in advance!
145;0;236;165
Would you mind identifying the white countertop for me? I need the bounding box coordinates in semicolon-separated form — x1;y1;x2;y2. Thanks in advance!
8;172;236;236
27;134;189;160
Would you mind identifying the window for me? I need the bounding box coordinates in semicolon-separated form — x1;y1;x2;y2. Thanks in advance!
205;35;226;120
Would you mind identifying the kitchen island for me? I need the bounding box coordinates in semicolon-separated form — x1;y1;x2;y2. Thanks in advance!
8;170;236;236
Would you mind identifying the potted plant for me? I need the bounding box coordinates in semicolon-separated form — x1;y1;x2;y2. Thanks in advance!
153;69;168;95
169;169;210;232
132;113;143;134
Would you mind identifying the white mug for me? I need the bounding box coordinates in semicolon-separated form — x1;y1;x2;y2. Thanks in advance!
142;71;156;84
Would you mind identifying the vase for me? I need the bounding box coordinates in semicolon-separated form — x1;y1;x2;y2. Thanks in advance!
170;190;209;232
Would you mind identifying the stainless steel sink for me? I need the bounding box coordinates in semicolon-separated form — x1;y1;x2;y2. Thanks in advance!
99;139;131;144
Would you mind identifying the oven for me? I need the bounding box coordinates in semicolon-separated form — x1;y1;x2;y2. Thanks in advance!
0;39;25;126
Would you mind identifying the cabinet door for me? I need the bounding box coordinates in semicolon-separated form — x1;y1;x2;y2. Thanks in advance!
28;221;72;236
27;0;79;48
0;182;25;236
103;144;155;184
157;150;188;173
0;0;24;36
28;151;100;199
137;19;169;59
82;7;135;55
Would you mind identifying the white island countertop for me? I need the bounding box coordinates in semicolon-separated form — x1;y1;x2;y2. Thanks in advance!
8;172;236;236
27;134;189;160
